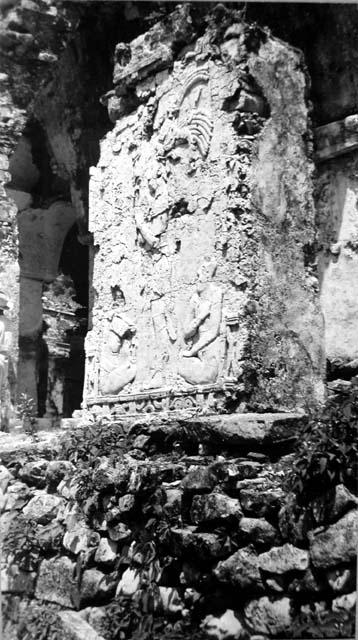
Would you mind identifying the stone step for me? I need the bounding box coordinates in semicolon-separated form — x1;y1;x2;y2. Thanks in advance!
181;412;306;447
129;411;307;454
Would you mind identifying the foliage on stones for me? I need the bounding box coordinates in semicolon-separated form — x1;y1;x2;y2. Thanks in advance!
289;386;358;503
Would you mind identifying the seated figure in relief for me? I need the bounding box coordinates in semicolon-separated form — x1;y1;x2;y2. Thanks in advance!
99;313;137;395
178;261;223;385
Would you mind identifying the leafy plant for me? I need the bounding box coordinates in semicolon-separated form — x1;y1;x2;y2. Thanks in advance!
58;420;128;466
17;602;64;640
2;514;41;571
289;387;358;504
291;607;355;638
17;393;38;439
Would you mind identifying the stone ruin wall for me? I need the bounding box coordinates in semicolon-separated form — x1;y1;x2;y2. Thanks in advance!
316;147;358;376
0;5;357;640
85;7;325;421
0;78;25;425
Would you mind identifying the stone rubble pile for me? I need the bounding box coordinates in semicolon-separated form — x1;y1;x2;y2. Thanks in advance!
0;416;356;639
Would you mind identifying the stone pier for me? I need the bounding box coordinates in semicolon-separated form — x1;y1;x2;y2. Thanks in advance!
84;6;325;421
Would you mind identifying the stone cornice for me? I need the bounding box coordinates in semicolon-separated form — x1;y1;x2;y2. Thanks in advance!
314;114;358;162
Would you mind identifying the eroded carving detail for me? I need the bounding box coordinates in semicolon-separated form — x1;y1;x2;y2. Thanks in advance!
158;66;213;160
99;313;137;395
178;261;223;385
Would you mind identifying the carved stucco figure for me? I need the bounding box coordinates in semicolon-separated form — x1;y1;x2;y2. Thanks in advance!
133;147;171;250
157;66;213;162
99;313;137;395
178;262;223;385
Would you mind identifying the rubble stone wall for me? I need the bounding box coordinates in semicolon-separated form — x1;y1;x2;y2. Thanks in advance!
0;410;356;639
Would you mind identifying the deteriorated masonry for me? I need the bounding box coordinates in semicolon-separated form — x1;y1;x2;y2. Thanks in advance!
0;410;356;639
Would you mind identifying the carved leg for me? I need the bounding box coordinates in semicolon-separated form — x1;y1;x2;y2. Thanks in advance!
178;355;218;385
100;363;136;395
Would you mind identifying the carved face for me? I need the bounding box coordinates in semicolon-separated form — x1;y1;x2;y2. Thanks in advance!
196;261;217;292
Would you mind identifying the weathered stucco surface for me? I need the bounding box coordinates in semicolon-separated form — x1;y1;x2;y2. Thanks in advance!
317;153;358;369
85;8;324;417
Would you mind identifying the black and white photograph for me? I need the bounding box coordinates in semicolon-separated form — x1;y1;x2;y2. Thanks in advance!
0;1;357;638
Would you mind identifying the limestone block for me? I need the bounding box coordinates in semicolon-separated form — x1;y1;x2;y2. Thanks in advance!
185;413;305;448
37;520;65;552
244;596;293;636
172;527;231;560
19;458;48;488
58;610;106;640
332;592;356;613
233;461;263;480
0;511;17;539
63;525;100;556
108;522;131;542
35;556;76;607
0;464;13;492
181;466;217;493
309;509;358;568
214;545;264;591
326;566;356;594
258;543;309;574
80;569;116;604
94;538;117;565
239;484;285;519
163;488;183;518
201;609;244;640
191;492;242;524
238;517;280;548
4;481;33;511
46;460;75;488
117;493;136;514
23;492;64;524
85;607;108;638
330;484;358;521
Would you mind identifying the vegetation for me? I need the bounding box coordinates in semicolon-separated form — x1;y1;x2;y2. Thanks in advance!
290;385;358;503
16;393;38;438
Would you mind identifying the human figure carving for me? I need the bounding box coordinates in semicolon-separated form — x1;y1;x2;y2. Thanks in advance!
99;313;137;395
178;262;223;385
134;157;170;250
